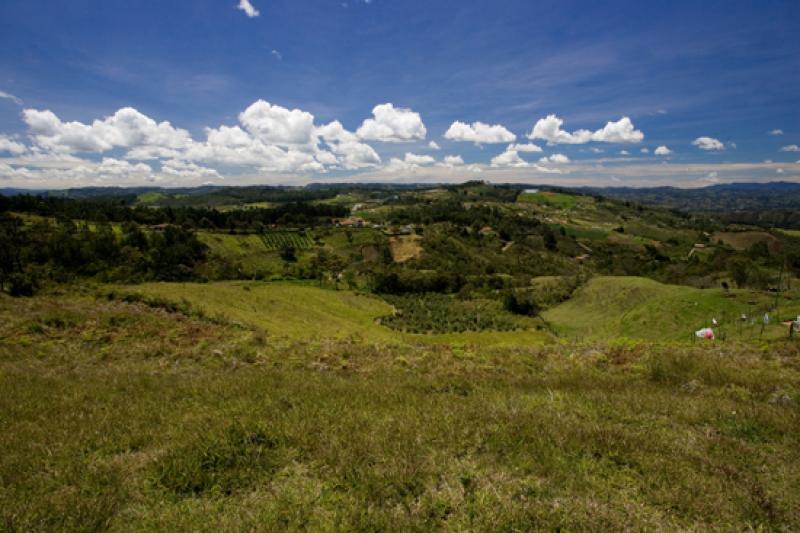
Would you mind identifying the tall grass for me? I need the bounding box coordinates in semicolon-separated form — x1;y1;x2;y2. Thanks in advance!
1;293;799;530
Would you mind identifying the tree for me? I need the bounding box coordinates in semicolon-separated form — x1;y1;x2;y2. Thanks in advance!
503;292;540;317
748;240;770;259
727;257;750;287
0;215;23;292
309;248;345;288
280;244;297;262
542;226;558;252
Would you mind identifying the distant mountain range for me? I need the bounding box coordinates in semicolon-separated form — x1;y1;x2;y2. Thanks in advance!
572;182;800;213
3;181;799;197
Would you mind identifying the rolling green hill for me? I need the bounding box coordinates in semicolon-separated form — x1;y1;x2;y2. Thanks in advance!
544;276;799;342
121;282;550;346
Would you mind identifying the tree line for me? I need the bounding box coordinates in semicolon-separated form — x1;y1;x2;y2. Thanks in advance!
0;195;348;231
0;214;207;295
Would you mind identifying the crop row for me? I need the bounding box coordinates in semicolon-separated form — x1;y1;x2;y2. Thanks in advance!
260;231;314;250
380;293;525;333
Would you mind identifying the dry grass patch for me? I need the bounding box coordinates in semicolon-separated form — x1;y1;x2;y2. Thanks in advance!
390;234;424;263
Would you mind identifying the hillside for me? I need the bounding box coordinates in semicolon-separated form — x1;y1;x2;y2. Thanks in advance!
544;276;799;342
120;282;551;347
578;182;800;228
4;180;800;530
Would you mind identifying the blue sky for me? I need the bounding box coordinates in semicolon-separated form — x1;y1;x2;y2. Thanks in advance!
0;0;798;188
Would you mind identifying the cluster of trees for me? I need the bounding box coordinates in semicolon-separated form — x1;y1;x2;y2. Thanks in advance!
720;210;800;230
7;183;800;301
141;186;344;208
370;269;468;295
0;214;207;295
385;201;542;239
503;292;541;317
1;195;348;232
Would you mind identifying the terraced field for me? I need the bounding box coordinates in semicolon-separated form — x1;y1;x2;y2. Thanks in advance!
197;232;281;273
260;230;314;250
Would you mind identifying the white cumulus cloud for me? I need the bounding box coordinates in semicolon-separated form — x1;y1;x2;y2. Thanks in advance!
160;160;223;180
693;137;725;151
428;141;441;150
16;101;386;177
356;103;426;142
317;120;382;169
780;144;800;152
22;107;192;155
239;100;317;146
769;129;784;136
590;117;644;143
237;0;260;18
439;155;465;168
490;148;564;173
0;135;27;155
539;153;570;164
508;142;542;153
444;121;515;145
403;153;435;166
490;149;528;168
654;145;672;156
385;152;436;172
527;115;643;145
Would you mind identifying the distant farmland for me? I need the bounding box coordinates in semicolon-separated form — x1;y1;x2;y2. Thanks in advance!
260;230;314;250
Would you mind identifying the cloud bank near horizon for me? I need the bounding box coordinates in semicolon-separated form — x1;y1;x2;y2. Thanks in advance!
0;98;798;189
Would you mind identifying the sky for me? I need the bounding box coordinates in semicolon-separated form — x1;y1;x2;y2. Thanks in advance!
0;0;798;189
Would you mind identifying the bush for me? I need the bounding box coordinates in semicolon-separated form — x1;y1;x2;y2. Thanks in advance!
8;271;39;297
503;292;540;317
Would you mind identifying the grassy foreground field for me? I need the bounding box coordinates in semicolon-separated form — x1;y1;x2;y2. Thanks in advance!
1;293;799;530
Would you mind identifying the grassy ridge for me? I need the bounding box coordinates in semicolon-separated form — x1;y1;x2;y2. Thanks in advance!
544;276;799;342
120;278;800;346
127;281;397;342
121;281;550;346
1;294;799;530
